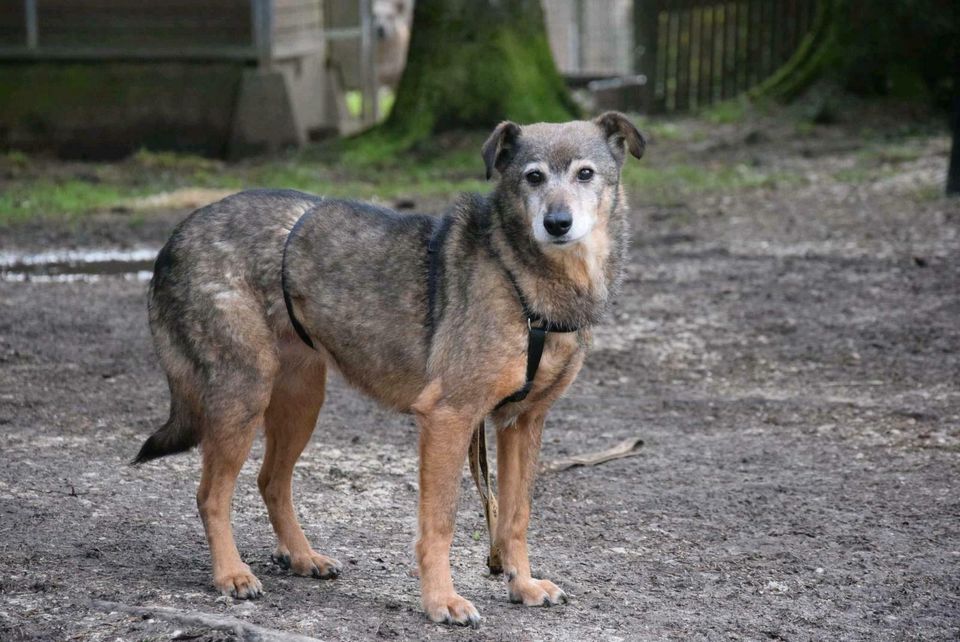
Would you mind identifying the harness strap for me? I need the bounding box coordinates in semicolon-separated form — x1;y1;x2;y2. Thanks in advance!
494;323;548;408
282;208;318;350
490;252;579;408
426;214;454;340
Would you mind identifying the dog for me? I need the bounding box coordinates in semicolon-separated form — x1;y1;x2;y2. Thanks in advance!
374;0;411;87
134;112;644;626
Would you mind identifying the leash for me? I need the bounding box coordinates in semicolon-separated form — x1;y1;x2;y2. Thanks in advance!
467;421;502;574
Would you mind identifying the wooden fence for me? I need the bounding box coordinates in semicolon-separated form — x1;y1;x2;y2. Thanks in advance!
636;0;821;112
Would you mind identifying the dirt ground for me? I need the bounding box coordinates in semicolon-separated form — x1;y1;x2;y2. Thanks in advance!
1;113;959;641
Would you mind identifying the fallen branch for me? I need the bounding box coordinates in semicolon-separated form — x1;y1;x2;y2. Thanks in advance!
90;600;324;642
540;437;644;473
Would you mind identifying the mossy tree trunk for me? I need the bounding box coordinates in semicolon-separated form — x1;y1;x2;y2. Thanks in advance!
948;62;960;195
383;0;578;146
750;0;840;102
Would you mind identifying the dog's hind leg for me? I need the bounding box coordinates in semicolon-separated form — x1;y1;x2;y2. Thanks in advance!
197;412;264;599
258;346;342;580
494;411;567;607
193;298;280;600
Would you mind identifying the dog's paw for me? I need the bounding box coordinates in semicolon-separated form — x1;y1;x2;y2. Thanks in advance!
271;548;342;579
214;566;263;599
507;576;567;607
423;592;481;627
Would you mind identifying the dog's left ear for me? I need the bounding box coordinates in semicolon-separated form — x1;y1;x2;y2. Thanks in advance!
594;111;645;163
481;121;521;180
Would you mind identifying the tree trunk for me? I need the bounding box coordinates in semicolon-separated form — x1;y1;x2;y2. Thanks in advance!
948;53;960;195
382;0;578;146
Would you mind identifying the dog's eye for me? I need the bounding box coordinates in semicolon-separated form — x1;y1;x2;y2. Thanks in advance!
577;167;594;182
525;170;545;186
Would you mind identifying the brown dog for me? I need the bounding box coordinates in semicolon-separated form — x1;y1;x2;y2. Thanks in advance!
135;112;644;625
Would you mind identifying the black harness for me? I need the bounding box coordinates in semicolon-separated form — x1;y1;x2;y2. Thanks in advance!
281;207;318;350
426;216;580;408
282;211;579;408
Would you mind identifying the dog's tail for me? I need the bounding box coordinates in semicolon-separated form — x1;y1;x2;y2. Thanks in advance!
132;399;199;465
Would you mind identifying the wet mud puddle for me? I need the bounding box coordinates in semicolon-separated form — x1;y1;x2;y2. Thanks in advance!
0;248;159;283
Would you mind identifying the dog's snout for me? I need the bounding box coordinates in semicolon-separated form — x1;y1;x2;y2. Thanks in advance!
376;24;386;39
543;210;573;237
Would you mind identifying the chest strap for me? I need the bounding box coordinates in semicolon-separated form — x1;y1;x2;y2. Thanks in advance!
494;315;578;408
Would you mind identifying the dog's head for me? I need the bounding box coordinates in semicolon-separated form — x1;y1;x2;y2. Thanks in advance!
373;0;408;41
482;112;644;247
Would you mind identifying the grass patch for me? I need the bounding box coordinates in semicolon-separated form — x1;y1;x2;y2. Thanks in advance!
631;117;687;143
832;166;882;184
130;149;223;172
0;139;492;224
830;140;928;185
700;98;750;125
623;161;793;203
859;142;927;165
0;179;146;223
910;184;947;203
0;142;802;224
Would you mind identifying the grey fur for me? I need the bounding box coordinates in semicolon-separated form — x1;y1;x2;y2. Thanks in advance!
139;114;644;459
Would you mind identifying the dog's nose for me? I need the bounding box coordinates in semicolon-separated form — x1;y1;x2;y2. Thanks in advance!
543;210;573;237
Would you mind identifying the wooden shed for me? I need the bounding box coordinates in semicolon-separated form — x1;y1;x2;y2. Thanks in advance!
0;0;377;157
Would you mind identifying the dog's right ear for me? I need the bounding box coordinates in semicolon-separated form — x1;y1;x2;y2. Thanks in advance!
481;121;521;180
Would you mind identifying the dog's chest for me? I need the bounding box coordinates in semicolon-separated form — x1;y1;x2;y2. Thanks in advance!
530;331;584;399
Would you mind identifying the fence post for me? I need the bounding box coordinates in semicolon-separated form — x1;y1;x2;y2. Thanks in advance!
634;0;658;112
25;0;38;49
359;0;379;125
252;0;274;70
574;0;586;72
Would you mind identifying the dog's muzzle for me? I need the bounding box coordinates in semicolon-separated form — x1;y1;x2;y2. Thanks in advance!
543;210;573;238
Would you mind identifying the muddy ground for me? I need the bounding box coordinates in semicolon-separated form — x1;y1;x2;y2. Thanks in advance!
1;113;959;641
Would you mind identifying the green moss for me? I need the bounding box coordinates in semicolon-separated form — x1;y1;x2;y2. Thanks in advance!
375;0;577;153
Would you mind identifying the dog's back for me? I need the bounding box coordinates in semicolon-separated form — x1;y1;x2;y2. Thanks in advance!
138;190;441;463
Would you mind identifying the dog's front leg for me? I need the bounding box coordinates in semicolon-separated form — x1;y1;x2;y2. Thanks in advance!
414;398;482;626
495;410;568;607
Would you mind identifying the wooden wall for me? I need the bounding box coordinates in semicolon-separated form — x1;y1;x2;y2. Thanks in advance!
274;0;324;57
0;0;326;60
